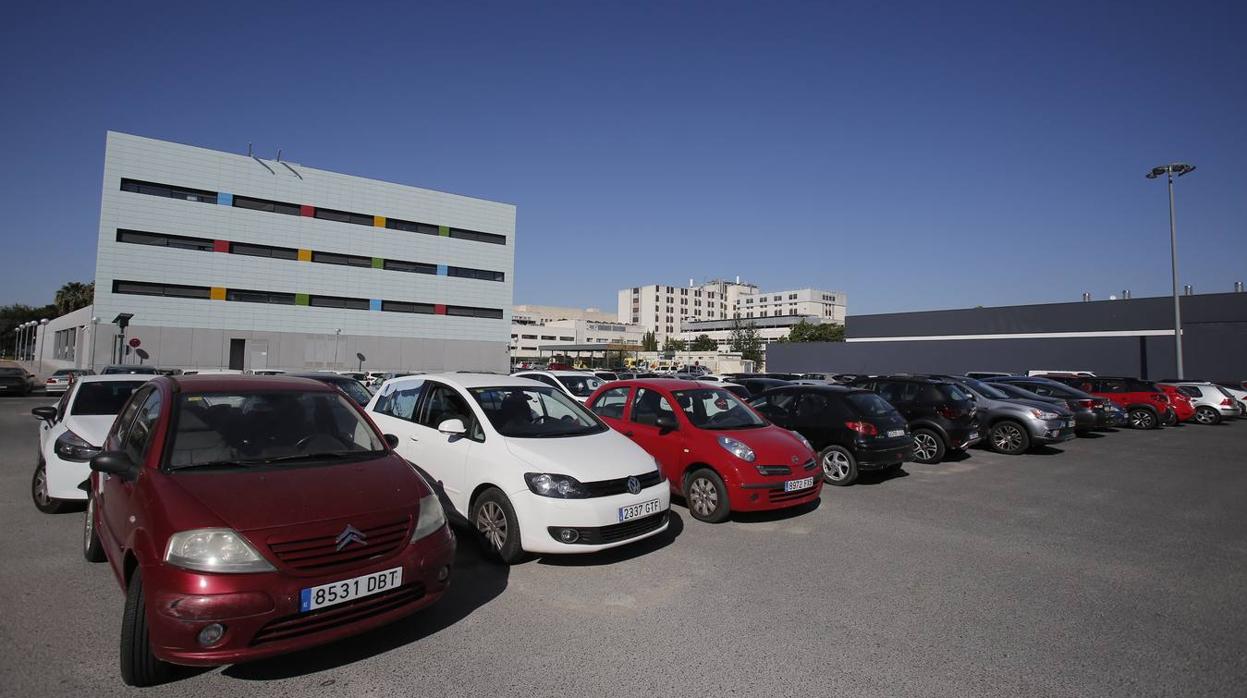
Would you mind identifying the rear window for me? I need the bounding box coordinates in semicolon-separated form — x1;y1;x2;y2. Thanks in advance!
0;367;24;376
929;384;971;402
71;381;148;415
845;392;898;417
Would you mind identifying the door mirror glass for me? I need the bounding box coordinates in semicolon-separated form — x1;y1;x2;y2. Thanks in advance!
655;414;678;433
383;433;399;449
31;406;58;422
437;418;467;435
90;451;137;480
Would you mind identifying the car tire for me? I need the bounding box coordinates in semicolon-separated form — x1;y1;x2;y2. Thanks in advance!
1194;406;1221;425
910;428;946;464
684;468;730;523
988;421;1031;455
119;569;169;687
84;493;106;563
470;488;524;564
32;460;69;514
1128;407;1159;430
819;446;859;486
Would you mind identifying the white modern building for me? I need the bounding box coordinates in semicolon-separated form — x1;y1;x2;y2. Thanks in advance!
509;305;644;360
37;132;516;373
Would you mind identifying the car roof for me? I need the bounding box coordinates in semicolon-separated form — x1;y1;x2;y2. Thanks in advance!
387;372;551;390
612;378;714;390
287;372;356;382
170;375;336;392
758;383;861;395
859;374;948;383
514;370;593;377
74;374;157;385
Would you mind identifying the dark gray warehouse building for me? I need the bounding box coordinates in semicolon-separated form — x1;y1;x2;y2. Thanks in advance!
768;292;1247;382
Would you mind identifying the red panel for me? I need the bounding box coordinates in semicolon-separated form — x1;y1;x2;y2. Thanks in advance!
300;204;314;217
213;239;230;253
434;304;447;315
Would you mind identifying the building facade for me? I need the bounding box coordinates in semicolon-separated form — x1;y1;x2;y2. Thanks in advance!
677;314;835;353
509;305;643;360
73;132;516;372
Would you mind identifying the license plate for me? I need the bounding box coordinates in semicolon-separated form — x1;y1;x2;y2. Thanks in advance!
886;429;905;438
968;432;979;440
618;499;662;522
785;476;815;492
300;567;402;612
1066;419;1075;427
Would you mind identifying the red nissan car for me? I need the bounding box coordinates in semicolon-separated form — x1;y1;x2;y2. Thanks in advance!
585;379;821;523
84;375;455;686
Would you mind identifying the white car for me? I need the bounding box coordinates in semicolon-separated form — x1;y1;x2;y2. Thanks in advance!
511;370;604;403
366;373;670;562
31;374;154;513
1166;382;1241;424
44;368;93;395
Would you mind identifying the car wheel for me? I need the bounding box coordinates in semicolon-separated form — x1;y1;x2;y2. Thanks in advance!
119;569;169;687
684;468;730;523
819;446;859;486
84;493;106;562
31;460;68;514
911;429;946;464
470;488;524;564
989;421;1031;455
1128;408;1158;430
1161;409;1178;426
1194;406;1220;425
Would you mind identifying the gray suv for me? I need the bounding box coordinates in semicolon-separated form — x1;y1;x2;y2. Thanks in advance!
934;376;1077;455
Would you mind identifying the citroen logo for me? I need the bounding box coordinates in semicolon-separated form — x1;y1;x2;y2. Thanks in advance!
626;476;641;495
335;524;367;551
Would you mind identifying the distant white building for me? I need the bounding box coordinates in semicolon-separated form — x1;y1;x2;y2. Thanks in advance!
510;305;644;361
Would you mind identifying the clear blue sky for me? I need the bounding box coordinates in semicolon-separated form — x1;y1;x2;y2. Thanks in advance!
1;1;1243;315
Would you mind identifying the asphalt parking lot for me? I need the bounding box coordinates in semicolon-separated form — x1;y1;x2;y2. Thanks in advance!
1;395;1245;697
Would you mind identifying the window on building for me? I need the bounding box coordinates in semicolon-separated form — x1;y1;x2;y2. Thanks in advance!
226;289;296;305
314;208;374;226
112;280;211;299
789;294;797;300
448;266;505;282
521;334;537;339
231;242;299;259
448;228;507;245
446;305;504;319
383;259;437;275
120;179;217;204
116;229;216;252
559;336;574;341
309;295;370;310
381;301;435;314
386;218;440;236
231;195;301;216
312;251;373;268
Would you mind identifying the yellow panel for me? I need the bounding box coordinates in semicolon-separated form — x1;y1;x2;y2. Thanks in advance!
373;215;386;228
297;249;312;262
210;287;226;301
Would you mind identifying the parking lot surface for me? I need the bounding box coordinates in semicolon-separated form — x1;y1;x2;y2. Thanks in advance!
2;394;1245;697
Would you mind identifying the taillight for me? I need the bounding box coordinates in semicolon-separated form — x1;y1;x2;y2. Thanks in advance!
1223;398;1234;406
844;421;878;437
1076;399;1095;410
45;378;55;384
935;405;963;419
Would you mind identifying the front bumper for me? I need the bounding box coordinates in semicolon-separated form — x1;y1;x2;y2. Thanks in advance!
732;468;823;512
510;482;671;555
1026;417;1077;444
145;525;455;667
44;453;90;501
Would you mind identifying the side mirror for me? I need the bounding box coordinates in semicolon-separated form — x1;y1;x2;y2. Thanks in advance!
437;418;467;435
383;433;400;449
31;406;58;422
655;414;678;434
90;452;137;480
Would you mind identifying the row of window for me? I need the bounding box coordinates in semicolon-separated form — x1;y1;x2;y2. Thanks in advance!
116;229;504;282
110;280;504;319
120;178;507;246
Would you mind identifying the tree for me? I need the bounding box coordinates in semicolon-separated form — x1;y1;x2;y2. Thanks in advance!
54;281;95;316
640;331;658;352
728;318;763;364
1;302;59;359
663;336;687;352
776;320;844;343
689;334;717;351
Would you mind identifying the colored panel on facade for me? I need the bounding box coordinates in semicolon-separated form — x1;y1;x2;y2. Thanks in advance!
370;299;382;311
295;293;310;306
372;257;384;269
373;215;386;228
434;304;447;315
209;287;226;301
438;225;450;237
436;264;448;276
212;239;230;253
300;204;314;217
297;249;312;262
217;192;233;206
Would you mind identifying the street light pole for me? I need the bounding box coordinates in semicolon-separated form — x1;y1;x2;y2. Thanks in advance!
1147;163;1195;380
89;317;99;372
37;319;49;376
334;329;342;368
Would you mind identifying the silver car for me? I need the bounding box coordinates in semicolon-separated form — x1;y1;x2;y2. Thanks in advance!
1165;382;1240;424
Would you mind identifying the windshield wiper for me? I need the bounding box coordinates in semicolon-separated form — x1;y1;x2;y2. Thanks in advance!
241;451;376;465
172;461;256;471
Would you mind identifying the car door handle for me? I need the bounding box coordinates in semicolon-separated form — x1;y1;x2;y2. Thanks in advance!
409;435;419;442
623;430;635;437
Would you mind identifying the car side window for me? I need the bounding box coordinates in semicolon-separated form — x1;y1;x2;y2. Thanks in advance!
631;388;675;427
122;389;162;464
753;390;796;419
418;383;483;441
111;387;149;448
524;374;561;389
374;380;426;421
55;388;72;422
793;392;833;423
590;386;631;419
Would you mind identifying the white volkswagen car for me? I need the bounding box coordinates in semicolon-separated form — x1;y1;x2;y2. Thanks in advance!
510;370;604;403
31;374;154;513
367;373;670;563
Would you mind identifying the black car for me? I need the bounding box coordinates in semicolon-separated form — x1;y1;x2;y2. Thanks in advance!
750;385;912;486
734;377;794;396
0;366;35;396
287;372;374;406
987;376;1113;433
848;375;980;464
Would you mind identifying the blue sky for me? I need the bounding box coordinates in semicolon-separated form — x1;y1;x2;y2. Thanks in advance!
1;1;1243;315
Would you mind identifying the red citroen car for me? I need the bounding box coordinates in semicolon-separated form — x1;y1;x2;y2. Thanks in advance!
1045;375;1175;430
1156;384;1196;424
586;379;821;523
84;375;454;686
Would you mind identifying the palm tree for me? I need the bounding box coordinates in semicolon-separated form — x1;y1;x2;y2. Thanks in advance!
54;281;95;315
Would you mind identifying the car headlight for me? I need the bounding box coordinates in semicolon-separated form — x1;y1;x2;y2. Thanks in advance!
164;529;275;573
716;435;755;462
791;431;814;453
54;430;100;462
410;493;446;542
524;472;589;499
1030;409;1061;420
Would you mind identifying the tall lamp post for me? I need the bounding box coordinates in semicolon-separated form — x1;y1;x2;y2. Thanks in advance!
37;318;49;376
1146;162;1196;380
89;317;99;372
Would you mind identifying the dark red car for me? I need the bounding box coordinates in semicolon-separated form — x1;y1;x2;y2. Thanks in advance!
84;375;454;686
1045;375;1174;429
585;379;821;523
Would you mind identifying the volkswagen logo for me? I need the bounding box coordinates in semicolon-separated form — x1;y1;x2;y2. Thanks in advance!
335;524;367;551
626;476;641;495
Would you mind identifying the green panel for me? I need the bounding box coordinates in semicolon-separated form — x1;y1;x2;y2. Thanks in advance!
372;257;384;269
295;293;310;306
438;225;450;237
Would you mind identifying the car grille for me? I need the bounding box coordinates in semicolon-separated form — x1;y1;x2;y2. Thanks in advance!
250;583;426;646
581;470;665;497
267;518;410;572
547;511;668;545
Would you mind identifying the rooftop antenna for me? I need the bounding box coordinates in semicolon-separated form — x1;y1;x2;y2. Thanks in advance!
276;148;282;162
247;142;253;157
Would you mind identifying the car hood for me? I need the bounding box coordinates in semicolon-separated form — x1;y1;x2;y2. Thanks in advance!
999;398;1072;415
503;429;656;481
64;415;121;447
157;454;427;533
714;425;814;465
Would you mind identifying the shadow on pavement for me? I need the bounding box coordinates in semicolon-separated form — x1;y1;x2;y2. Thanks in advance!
853;467;910;486
727;497;822;523
535;511;684;567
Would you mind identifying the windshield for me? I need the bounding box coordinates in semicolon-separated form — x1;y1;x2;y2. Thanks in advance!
673;388;766;430
168;391;384;470
845;392;900;417
470;386;606;438
555;374;604;397
103;366;158;374
961;378;1010;400
940;384;972;402
71;381;148;415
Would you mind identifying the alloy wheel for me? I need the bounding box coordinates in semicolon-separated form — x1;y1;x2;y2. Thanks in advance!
1129;409;1155;429
84;496;95;553
1195;408;1217;424
476;501;507;551
688;477;719;518
913;433;938;461
33;464;50;507
992;424;1025;453
822;451;851;482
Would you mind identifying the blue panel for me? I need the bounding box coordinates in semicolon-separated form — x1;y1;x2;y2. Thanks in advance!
370;299;382;311
436;264;448;276
218;192;233;206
